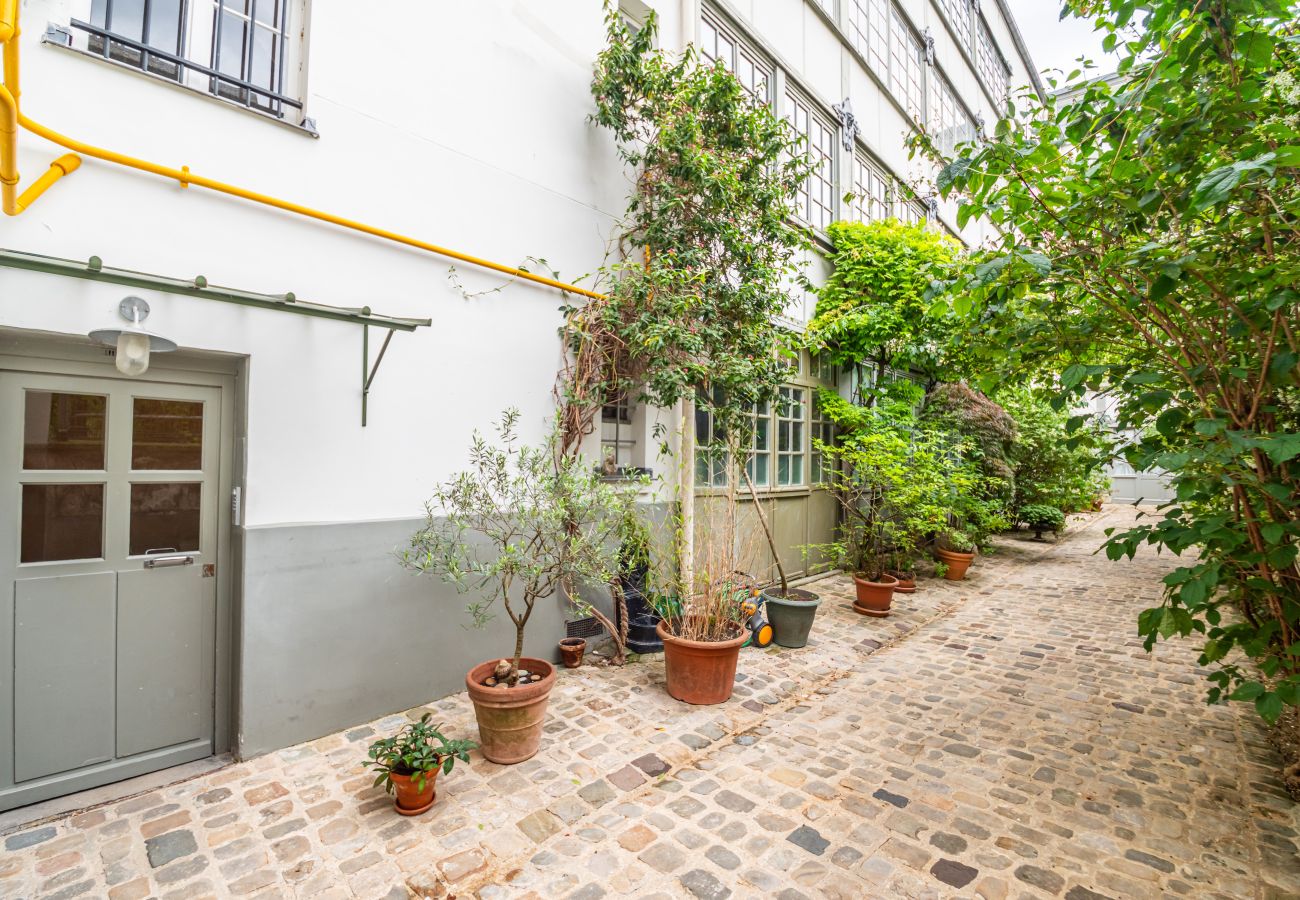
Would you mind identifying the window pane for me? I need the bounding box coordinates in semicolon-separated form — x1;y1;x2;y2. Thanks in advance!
217;11;247;78
130;483;202;556
133;399;204;470
24;392;107;470
21;484;105;563
250;24;276;89
148;0;185;53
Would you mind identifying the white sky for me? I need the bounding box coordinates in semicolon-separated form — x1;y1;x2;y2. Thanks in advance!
1003;0;1118;78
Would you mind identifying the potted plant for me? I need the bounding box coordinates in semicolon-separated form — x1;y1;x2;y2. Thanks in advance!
935;444;1011;581
401;410;635;764
935;529;977;581
364;714;476;816
1020;504;1065;541
558;637;586;668
615;505;665;655
652;485;754;704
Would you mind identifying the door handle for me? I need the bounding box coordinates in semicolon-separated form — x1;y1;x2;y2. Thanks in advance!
144;555;195;569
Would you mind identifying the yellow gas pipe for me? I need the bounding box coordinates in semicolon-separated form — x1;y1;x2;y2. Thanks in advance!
0;2;604;300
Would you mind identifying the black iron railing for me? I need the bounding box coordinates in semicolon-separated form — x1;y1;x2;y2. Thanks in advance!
70;7;301;120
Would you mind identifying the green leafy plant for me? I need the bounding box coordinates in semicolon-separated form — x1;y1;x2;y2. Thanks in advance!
1020;504;1066;541
364;714;476;794
807;219;962;397
923;0;1300;722
401;409;644;682
996;386;1109;514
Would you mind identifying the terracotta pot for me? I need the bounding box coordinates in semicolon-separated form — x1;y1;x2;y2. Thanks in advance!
763;589;822;649
936;547;975;581
656;620;747;705
558;637;586;669
465;657;557;764
853;573;898;618
389;769;439;816
888;570;917;594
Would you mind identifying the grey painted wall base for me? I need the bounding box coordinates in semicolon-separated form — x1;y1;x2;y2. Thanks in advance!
237;518;566;758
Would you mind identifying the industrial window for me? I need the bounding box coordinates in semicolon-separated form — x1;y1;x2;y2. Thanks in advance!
74;0;308;123
695;388;730;488
929;72;976;156
699;12;772;103
899;198;927;225
746;401;772;488
847;0;888;77
939;0;974;50
600;394;638;472
976;17;1011;100
776;386;806;487
850;153;891;223
810;400;835;485
811;0;836;16
784;91;836;231
889;10;925;121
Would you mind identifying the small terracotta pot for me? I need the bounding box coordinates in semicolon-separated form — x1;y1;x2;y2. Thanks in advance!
888;570;917;594
558;637;586;669
657;620;747;705
465;658;556;765
853;573;898;617
936;547;975;581
389;769;439;816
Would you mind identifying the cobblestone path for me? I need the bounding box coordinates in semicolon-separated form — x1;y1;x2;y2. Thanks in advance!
2;507;1297;899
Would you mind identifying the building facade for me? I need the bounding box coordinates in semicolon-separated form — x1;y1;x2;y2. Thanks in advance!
0;0;1039;811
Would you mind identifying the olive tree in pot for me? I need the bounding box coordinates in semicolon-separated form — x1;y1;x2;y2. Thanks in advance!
401;409;636;764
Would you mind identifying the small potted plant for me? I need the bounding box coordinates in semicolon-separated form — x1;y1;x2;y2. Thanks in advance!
1020;504;1065;541
935;529;977;581
364;714;476;816
401;410;636;764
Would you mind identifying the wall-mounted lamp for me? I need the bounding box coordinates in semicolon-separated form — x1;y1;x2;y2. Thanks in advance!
89;296;177;376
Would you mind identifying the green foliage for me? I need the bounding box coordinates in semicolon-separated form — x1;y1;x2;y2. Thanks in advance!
923;0;1300;723
997;386;1109;514
1020;504;1066;539
807;220;961;383
572;6;814;441
921;383;1018;485
364;714;476;794
814;402;959;577
400;409;645;678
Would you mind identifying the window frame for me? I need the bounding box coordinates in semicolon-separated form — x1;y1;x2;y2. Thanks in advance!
68;0;312;129
783;89;838;232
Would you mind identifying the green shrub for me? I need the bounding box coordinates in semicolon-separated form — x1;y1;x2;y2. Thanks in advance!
1020;504;1066;539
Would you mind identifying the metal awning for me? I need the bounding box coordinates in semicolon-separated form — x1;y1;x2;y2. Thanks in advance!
0;247;432;424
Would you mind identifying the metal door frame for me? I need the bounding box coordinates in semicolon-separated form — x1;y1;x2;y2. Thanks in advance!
0;338;237;808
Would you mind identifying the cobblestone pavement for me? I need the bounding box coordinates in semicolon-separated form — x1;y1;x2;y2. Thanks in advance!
2;507;1297;899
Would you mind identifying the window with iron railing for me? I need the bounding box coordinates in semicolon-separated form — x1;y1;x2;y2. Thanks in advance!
73;0;308;125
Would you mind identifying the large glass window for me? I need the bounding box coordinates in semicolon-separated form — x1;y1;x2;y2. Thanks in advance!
929;72;976;156
700;13;772;102
977;17;1011;101
79;0;307;122
785;92;836;231
810;400;835;485
851;153;890;223
889;10;925;121
940;0;974;49
848;0;889;77
746;401;772;488
600;394;637;472
695;388;730;488
776;387;806;487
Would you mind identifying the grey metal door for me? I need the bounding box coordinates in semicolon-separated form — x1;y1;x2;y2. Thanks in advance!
0;371;221;811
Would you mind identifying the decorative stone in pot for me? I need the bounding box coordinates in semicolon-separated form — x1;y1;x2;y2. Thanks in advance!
763;587;822;649
935;547;975;581
465;657;557;764
853;573;898;617
656;620;747;705
558;637;586;668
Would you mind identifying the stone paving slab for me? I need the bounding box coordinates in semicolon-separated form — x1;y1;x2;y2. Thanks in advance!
1;507;1296;899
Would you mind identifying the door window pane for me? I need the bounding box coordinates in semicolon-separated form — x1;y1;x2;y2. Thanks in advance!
132;399;204;470
24;392;107;470
21;484;105;563
130;483;201;555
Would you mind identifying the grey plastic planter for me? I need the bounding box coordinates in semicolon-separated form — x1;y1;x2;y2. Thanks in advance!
764;589;822;649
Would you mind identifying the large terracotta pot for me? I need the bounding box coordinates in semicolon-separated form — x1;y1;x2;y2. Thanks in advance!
389;769;439;816
936;547;975;581
763;589;822;649
853;573;898;617
656;620;747;705
465;657;556;764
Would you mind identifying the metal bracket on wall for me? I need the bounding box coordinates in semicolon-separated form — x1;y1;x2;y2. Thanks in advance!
362;323;396;427
0;248;431;426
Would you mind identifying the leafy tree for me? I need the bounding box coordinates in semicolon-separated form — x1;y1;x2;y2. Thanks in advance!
925;0;1299;722
807;219;961;400
997;386;1109;514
